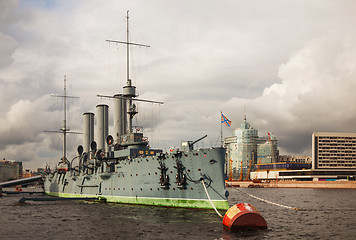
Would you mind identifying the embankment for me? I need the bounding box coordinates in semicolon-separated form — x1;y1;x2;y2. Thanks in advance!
226;181;356;189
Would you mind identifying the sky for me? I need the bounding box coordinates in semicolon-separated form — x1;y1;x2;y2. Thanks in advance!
1;0;356;170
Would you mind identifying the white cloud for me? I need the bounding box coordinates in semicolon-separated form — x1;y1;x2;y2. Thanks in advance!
1;0;356;169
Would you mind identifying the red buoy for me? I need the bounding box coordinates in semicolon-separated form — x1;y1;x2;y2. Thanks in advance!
223;203;267;231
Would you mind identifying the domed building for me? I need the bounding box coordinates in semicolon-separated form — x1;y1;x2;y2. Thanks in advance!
224;117;279;180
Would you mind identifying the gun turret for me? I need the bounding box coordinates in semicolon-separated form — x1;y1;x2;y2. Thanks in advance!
181;135;208;151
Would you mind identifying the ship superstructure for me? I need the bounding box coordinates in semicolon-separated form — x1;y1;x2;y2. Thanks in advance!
43;11;229;210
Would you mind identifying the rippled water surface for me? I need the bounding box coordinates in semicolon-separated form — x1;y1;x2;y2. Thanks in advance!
1;187;355;239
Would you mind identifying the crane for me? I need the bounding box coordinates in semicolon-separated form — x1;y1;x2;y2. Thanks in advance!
228;158;233;181
238;161;243;181
254;157;262;181
244;160;253;181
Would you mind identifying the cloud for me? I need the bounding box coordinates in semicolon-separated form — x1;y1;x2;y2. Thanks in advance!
224;34;356;155
1;0;356;169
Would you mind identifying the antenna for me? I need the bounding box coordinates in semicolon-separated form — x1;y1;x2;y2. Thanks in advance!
44;75;81;163
244;104;247;122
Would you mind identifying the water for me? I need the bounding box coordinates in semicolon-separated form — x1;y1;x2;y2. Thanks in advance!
1;187;355;239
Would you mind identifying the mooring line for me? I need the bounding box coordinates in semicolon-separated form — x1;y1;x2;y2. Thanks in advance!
201;180;223;218
234;188;302;211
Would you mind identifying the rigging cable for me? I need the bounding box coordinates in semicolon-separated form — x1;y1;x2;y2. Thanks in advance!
232;187;302;211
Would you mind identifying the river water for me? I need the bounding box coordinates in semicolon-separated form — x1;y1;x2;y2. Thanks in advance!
0;187;355;239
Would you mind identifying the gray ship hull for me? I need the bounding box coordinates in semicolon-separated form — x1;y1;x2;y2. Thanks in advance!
44;147;229;209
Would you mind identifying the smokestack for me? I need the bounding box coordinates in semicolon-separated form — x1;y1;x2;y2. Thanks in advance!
96;104;109;151
83;112;94;153
113;94;127;143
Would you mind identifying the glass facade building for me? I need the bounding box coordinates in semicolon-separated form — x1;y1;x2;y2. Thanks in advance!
224;118;279;180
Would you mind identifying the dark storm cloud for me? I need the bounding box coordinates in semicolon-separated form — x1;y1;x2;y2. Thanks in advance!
1;0;356;169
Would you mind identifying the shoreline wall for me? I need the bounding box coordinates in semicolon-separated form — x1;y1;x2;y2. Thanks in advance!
226;180;356;189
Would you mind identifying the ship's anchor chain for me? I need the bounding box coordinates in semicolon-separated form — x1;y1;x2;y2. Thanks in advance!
157;153;169;189
172;152;187;188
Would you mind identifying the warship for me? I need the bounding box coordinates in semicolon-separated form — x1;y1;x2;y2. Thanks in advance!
43;11;229;210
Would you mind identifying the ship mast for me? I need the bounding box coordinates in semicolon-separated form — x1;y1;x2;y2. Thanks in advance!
63;76;68;161
126;10;130;84
44;76;81;164
106;10;151;85
105;11;161;136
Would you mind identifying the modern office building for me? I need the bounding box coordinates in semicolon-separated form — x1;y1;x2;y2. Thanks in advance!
251;132;356;181
312;132;356;169
224;117;279;180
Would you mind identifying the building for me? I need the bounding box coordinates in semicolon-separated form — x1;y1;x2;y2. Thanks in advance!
0;159;20;182
15;161;23;178
312;132;356;169
224;117;279;180
279;155;312;164
250;132;356;181
257;136;279;163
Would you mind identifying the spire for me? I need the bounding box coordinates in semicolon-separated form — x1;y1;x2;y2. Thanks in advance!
244;104;247;122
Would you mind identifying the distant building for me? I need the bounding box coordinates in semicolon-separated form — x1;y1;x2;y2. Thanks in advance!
23;169;32;178
312;132;356;169
15;161;23;178
0;159;21;182
257;136;279;164
250;132;356;181
224;117;279;180
279;155;312;164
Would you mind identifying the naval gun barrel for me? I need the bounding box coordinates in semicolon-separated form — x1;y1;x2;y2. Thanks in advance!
189;135;208;147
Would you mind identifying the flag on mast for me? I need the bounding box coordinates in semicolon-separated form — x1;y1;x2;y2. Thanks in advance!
221;113;232;127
